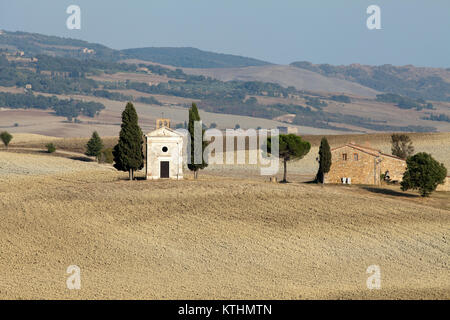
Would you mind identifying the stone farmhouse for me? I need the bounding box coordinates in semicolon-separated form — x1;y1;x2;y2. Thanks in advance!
325;143;406;185
145;119;184;180
277;126;298;134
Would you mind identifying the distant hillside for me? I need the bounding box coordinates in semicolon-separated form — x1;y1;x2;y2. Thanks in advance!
121;47;271;68
1;30;448;134
290;61;450;102
0;31;271;68
0;31;123;61
183;65;380;97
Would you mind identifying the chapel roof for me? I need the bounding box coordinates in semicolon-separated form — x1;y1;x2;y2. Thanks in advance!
146;126;184;137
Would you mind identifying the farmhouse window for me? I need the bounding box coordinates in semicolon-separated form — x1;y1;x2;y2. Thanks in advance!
342;153;348;161
354;153;358;161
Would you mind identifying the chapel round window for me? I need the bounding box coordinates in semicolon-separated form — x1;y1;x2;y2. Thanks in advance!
162;146;168;152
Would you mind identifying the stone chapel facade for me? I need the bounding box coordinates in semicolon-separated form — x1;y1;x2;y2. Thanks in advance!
145;119;184;180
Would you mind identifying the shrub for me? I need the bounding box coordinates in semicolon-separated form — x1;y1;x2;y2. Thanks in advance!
330;95;351;103
0;131;13;148
401;153;447;197
99;148;114;164
46;143;56;153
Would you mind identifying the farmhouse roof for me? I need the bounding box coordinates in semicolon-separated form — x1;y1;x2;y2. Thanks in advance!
378;152;405;161
331;143;405;161
331;143;380;156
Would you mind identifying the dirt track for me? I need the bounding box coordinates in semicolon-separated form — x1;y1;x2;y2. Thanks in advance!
0;152;449;299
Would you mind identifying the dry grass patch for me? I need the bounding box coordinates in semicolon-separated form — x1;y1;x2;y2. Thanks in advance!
9;135;118;154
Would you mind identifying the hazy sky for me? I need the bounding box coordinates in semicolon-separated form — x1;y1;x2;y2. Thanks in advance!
1;0;449;67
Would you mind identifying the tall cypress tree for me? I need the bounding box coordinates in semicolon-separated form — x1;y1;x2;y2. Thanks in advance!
316;137;332;183
187;103;208;179
85;131;104;161
113;102;144;180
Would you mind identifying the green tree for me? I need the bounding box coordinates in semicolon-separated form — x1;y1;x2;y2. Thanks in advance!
187;103;208;179
267;134;311;183
113;102;144;180
85;131;104;160
316;137;332;183
401;152;447;197
391;134;414;159
0;131;13;148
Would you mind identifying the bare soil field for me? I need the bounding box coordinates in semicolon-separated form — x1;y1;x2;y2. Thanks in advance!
8;133;118;154
0;86;342;137
324;98;450;133
88;72;179;85
182;65;380;97
253;93;450;132
121;59;178;70
0;151;448;299
0;151;107;176
108;89;200;106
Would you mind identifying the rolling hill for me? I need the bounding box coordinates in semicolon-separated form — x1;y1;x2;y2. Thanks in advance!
291;61;450;102
0;30;270;68
0;30;449;135
182;64;380;97
0;30;122;61
2;30;449;101
121;47;271;68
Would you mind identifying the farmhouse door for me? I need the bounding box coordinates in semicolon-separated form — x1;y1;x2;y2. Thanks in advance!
160;161;170;178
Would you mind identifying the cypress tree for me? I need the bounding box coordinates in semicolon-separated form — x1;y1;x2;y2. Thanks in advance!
316;137;332;183
85;131;104;160
113;102;144;180
187;103;208;179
